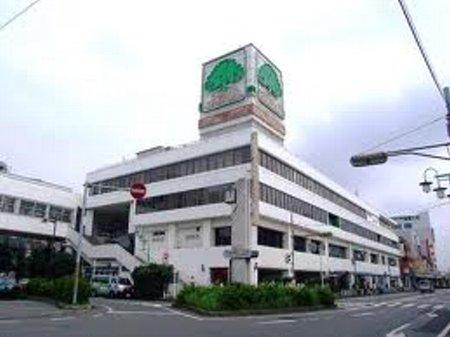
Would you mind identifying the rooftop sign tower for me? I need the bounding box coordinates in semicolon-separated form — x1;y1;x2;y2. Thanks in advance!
199;44;285;143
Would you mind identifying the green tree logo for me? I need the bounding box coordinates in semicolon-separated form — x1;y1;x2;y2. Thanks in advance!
204;58;245;93
257;63;282;98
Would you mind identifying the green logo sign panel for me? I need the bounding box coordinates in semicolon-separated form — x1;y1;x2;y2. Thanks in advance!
202;49;246;112
256;53;284;119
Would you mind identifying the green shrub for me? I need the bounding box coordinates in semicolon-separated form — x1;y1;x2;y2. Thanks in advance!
296;286;319;306
176;283;334;312
27;277;90;304
316;285;336;306
132;264;173;300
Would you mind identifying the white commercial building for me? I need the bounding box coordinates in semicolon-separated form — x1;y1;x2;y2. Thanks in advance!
81;45;401;289
0;164;79;252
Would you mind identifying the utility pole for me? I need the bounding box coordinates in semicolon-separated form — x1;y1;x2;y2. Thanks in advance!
72;183;89;305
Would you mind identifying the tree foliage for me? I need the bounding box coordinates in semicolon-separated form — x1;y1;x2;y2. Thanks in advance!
258;63;282;98
204;58;245;93
26;248;75;279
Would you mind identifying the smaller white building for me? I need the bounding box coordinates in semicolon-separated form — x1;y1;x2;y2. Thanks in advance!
0;164;79;251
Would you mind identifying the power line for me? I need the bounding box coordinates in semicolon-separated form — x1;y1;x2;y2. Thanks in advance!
397;0;444;100
0;0;42;33
362;115;445;153
359;1;447;154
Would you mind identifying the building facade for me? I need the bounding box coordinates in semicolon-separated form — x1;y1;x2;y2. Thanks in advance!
82;44;401;289
0;165;79;253
392;212;437;288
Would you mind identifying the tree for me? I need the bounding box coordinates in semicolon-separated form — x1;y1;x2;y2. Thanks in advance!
204;58;245;93
257;63;282;98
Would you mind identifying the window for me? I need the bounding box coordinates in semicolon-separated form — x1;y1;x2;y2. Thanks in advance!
0;195;15;213
353;250;366;262
91;146;251;196
370;253;379;264
328;213;340;227
388;257;397;267
259;150;367;219
214;227;231;246
136;184;233;214
152;230;165;242
257;227;284;249
309;240;322;255
19;200;34;216
329;244;347;259
49;206;72;222
381;256;386;265
403;223;412;229
293;236;306;252
34;203;47;218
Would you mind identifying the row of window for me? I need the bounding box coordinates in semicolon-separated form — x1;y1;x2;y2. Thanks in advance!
260;184;398;249
258;227;398;265
259;151;367;219
0;194;73;223
135;184;233;214
91;146;251;195
258;227;398;266
260;183;328;224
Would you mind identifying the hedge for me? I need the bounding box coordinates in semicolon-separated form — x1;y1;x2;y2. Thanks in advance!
175;283;335;312
132;264;173;300
27;277;91;304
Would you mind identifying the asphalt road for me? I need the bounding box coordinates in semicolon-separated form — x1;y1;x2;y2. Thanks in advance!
1;290;450;337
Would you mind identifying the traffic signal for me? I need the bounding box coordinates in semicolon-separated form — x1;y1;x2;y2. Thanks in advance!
350;152;388;167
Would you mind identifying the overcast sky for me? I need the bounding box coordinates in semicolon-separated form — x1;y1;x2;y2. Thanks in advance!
1;0;449;271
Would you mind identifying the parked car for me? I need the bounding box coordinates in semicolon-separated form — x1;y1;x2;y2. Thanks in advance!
109;277;134;299
0;277;16;293
91;275;112;297
418;279;435;293
91;275;134;298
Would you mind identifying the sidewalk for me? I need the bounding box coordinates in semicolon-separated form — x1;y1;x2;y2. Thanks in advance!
0;300;62;320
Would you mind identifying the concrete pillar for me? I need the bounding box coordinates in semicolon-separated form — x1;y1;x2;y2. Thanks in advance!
83;210;94;236
230;178;252;284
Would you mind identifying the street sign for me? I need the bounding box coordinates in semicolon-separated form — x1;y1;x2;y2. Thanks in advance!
130;183;147;200
223;249;259;259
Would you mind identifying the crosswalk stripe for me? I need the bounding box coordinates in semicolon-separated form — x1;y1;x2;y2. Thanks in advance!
433;305;444;310
418;304;431;309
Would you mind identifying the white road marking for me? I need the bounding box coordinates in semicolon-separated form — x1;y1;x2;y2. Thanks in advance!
164;307;204;321
258;319;297;325
92;313;103;318
351;312;374;317
433;304;445;310
386;323;411;337
50;316;75;321
418;304;431;309
386;302;402;307
374;302;387;307
426;311;438;318
401;303;415;308
437;322;450;337
107;310;176;316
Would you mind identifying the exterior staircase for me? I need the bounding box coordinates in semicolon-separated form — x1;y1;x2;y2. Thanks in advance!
65;226;142;272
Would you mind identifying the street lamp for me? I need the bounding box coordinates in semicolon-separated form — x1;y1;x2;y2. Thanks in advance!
419;167;450;200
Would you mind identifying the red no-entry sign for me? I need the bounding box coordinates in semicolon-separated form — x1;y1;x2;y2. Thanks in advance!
130;183;146;200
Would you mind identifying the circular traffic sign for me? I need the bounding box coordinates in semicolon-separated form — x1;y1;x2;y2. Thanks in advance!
130;183;146;200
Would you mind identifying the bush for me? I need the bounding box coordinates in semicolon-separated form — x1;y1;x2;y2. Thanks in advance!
27;277;90;304
176;283;335;312
316;285;336;306
132;264;173;300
